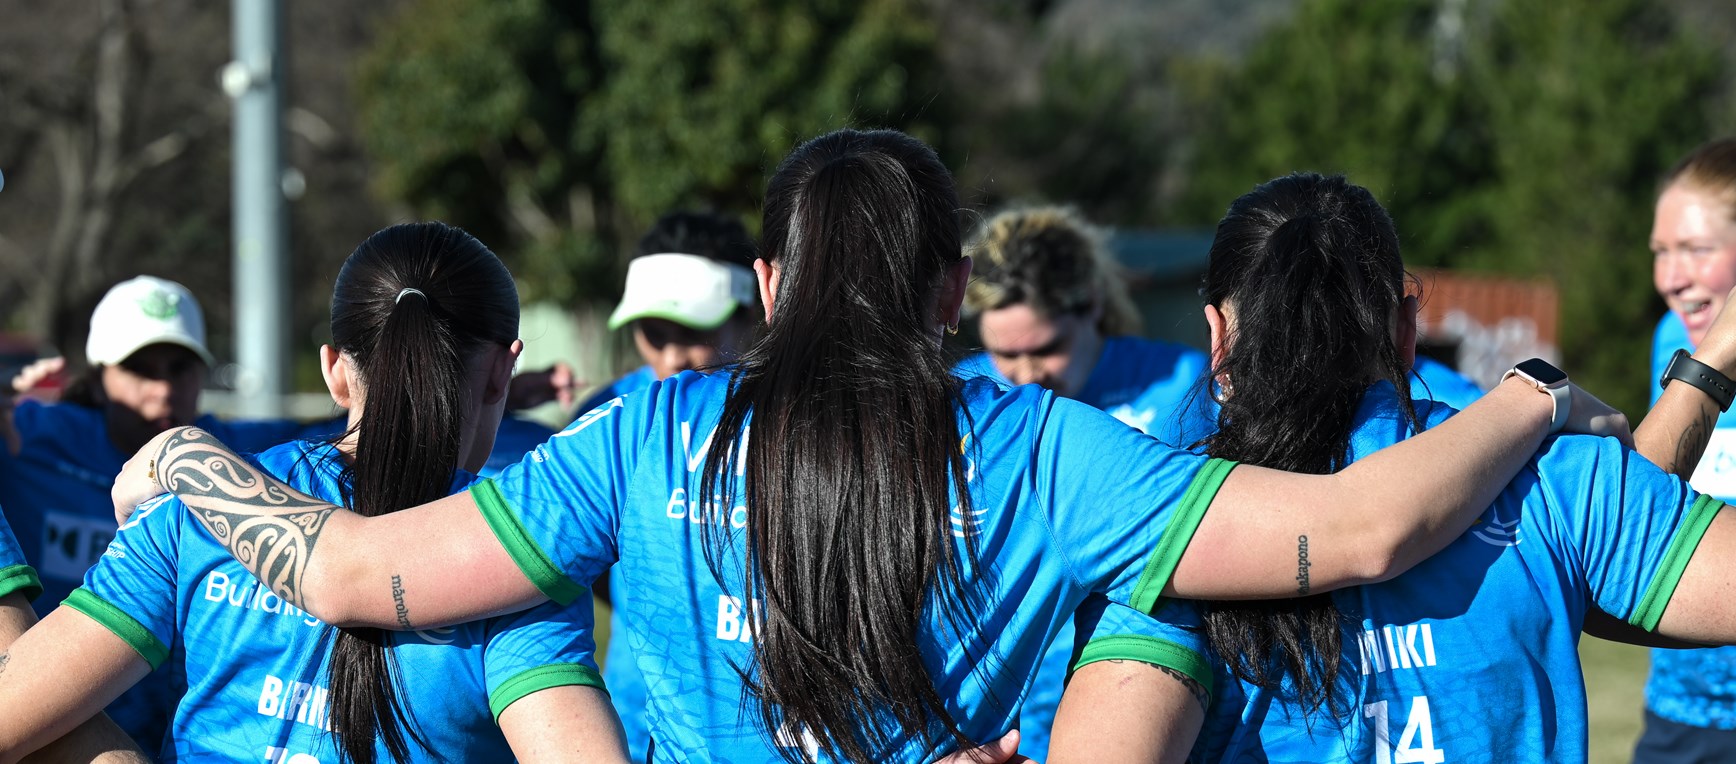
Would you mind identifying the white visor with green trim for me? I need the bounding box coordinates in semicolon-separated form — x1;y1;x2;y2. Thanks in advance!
607;253;756;331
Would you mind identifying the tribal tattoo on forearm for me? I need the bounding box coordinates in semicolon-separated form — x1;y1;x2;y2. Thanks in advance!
152;427;338;610
1673;410;1716;477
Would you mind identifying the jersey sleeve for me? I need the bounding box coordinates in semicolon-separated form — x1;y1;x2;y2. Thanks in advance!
1034;396;1235;613
470;391;655;607
481;597;605;722
0;510;41;602
1537;435;1724;631
63;494;182;670
1071;596;1214;702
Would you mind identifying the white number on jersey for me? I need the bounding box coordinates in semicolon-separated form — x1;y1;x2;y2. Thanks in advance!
1364;696;1446;764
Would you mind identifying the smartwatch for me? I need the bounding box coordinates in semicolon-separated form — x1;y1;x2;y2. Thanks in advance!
1502;358;1571;434
1660;348;1736;413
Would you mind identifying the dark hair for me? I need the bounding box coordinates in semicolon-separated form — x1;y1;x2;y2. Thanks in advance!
1198;173;1418;717
962;206;1142;335
635;210;758;269
699;129;977;762
324;222;519;764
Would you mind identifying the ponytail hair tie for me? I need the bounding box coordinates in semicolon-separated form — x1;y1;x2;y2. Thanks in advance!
395;288;427;304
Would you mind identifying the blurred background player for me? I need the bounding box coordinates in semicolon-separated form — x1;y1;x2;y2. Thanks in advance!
952;206;1215;760
573;210;759;413
1640;137;1736;763
578;209;760;761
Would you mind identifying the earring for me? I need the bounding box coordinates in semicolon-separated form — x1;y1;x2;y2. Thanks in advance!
945;321;959;336
1212;376;1232;403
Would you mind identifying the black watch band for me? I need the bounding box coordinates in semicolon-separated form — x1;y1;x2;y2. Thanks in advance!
1661;348;1736;413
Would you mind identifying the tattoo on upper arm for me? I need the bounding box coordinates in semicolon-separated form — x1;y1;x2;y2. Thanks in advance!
1296;534;1312;596
1673;410;1715;476
390;574;412;629
155;428;338;609
1103;659;1210;711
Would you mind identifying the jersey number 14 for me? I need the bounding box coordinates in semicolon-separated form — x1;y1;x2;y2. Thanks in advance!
1363;696;1445;764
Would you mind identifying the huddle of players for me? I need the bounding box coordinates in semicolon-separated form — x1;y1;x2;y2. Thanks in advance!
1;130;1735;763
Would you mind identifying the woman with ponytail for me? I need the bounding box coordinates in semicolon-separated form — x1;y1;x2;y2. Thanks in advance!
0;222;628;762
99;132;1628;762
1052;173;1736;762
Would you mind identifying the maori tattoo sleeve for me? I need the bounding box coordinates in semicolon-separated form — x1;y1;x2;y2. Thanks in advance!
153;427;339;609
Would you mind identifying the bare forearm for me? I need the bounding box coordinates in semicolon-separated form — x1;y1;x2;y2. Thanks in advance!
1173;377;1552;598
146;428;546;629
148;427;349;620
1637;348;1736;476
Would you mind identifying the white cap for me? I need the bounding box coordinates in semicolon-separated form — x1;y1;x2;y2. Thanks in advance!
85;276;215;367
607;253;757;331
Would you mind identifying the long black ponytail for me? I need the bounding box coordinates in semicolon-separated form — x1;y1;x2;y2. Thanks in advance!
1199;173;1419;717
698;129;979;762
324;222;519;764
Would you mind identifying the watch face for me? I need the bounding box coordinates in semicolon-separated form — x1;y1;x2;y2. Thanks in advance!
1516;358;1567;386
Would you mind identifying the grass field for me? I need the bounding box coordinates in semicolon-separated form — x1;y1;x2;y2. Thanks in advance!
1585;636;1650;763
598;600;1657;761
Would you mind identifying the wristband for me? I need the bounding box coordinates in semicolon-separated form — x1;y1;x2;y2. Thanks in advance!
1661;348;1736;413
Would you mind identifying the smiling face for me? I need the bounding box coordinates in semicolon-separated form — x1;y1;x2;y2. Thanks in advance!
1653;183;1736;348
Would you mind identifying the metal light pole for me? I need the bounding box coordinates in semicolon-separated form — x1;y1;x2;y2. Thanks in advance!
222;0;289;418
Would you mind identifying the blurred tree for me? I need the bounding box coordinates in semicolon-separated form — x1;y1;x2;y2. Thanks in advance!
355;0;945;306
1177;0;1721;416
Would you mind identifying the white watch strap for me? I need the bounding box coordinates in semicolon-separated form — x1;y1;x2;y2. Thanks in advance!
1546;383;1571;434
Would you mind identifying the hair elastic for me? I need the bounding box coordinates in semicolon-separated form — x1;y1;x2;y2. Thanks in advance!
395;288;427;304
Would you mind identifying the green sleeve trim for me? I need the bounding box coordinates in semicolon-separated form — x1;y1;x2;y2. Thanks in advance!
1129;458;1238;614
489;663;606;721
471;479;587;607
0;564;42;603
1631;495;1725;631
1068;634;1214;703
63;588;169;670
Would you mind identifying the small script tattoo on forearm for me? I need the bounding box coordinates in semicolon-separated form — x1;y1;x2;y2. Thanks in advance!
1296;534;1312;596
390;574;412;630
1104;659;1210;711
153;427;338;610
0;651;10;681
1674;410;1715;477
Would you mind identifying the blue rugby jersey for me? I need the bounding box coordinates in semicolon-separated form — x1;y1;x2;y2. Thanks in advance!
570;363;663;762
0;510;41;603
956;334;1215;760
1082;382;1718;762
74;440;602;762
1645;312;1736;729
477;370;1232;762
1410;357;1484;410
0;401;321;746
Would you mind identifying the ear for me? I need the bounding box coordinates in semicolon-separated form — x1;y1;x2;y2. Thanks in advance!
1396;294;1419;370
938;256;973;332
1204;304;1229;373
482;339;524;406
754;259;780;324
320;345;353;410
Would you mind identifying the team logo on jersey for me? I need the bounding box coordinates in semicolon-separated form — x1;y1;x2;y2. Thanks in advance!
949;436;983;538
413;626;457;645
1471;506;1521;547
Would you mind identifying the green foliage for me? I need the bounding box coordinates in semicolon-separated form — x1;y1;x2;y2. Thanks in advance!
355;0;944;305
1179;0;1721;416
